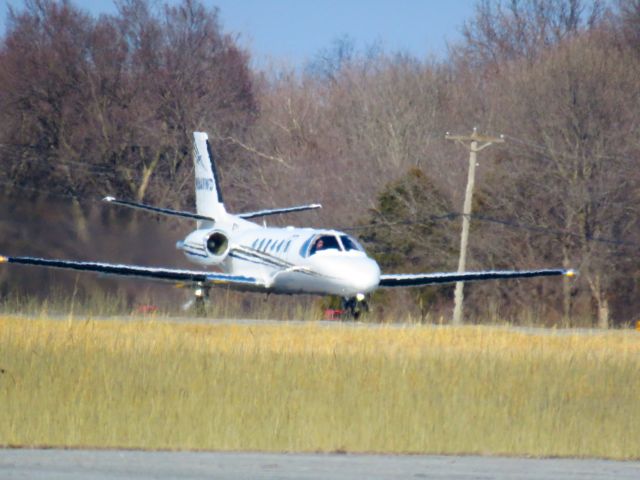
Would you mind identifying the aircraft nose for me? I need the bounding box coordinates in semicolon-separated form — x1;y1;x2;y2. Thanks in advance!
353;258;381;293
310;254;380;295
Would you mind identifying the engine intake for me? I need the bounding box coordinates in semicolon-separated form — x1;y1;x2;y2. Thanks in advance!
206;231;229;256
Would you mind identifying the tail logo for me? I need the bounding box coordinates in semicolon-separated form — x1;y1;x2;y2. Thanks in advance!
196;178;214;191
194;142;205;168
196;153;208;168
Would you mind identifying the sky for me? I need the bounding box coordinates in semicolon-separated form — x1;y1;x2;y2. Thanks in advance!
0;0;478;67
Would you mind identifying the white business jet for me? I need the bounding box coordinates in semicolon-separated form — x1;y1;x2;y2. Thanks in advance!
0;132;574;317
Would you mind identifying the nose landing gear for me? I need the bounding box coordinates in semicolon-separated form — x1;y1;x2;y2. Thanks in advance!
342;294;369;320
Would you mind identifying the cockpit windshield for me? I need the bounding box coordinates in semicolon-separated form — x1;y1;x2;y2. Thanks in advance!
300;233;365;257
310;235;341;255
340;235;364;252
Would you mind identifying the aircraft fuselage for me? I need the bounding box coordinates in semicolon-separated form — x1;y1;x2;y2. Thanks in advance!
177;219;381;297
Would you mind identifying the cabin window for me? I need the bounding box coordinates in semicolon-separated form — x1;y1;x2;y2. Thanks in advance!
270;241;276;251
340;235;364;252
309;235;341;256
299;236;314;257
276;239;285;252
284;240;291;252
264;239;272;251
252;239;259;249
258;239;266;250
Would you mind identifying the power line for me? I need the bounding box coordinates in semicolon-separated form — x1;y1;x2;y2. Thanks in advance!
1;138;637;251
338;212;639;250
0;144;186;179
3;176;636;251
467;213;637;248
0;151;194;199
498;134;628;163
0;179;103;204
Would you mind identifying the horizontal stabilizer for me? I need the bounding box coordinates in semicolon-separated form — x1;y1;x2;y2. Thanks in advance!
0;254;263;289
238;204;322;219
379;269;575;288
103;197;214;222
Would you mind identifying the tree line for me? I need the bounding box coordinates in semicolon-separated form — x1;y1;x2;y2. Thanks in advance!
1;0;639;326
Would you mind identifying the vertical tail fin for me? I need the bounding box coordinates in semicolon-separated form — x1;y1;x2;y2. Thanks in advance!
193;132;226;222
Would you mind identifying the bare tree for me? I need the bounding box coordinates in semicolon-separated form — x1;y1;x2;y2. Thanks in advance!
0;0;256;204
456;0;604;69
615;0;640;50
0;0;256;299
480;33;640;327
2;0;639;323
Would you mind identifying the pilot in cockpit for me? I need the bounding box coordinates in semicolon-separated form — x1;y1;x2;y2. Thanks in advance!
310;238;325;255
309;235;342;255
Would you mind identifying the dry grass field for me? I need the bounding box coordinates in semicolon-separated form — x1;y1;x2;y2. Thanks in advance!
1;315;638;458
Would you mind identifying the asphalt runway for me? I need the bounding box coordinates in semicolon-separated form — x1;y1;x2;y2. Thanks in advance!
1;449;639;479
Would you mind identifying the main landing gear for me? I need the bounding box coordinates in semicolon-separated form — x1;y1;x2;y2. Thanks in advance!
181;285;211;316
342;294;369;320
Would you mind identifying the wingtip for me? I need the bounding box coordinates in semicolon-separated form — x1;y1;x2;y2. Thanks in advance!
564;269;578;278
103;196;115;202
0;255;8;263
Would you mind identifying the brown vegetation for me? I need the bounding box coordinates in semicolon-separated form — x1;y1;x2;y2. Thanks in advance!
1;0;639;326
2;316;639;457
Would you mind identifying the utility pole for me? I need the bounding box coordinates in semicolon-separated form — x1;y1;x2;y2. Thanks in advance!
446;128;504;325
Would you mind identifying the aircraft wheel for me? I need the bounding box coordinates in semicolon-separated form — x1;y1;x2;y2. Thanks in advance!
342;296;369;320
193;286;210;317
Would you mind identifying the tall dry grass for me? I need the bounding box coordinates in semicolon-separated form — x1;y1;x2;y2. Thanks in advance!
0;315;638;458
0;288;327;322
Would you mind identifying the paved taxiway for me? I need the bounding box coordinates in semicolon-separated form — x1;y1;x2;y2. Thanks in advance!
1;449;639;479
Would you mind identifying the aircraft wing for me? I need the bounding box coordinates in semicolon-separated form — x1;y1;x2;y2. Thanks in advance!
379;269;575;288
104;196;321;221
238;204;322;219
0;255;264;290
103;197;215;222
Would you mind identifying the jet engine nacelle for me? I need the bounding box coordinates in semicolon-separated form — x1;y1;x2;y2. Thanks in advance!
205;231;229;258
180;228;230;265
